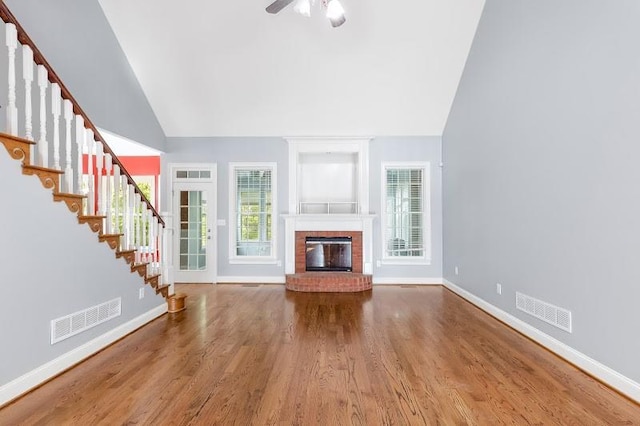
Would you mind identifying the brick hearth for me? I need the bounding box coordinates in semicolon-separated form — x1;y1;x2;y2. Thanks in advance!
285;231;373;293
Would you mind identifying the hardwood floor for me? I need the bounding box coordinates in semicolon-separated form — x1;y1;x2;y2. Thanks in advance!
1;284;639;424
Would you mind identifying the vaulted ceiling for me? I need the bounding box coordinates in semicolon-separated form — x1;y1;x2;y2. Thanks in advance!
98;0;485;137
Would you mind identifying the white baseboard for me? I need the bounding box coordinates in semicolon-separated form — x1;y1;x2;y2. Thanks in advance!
373;277;443;285
0;304;167;407
217;276;286;284
443;279;640;403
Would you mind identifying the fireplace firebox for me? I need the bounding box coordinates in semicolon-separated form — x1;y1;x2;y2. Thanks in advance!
305;236;352;272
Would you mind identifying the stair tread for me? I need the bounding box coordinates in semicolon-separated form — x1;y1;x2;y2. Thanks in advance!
22;164;64;174
79;215;107;219
116;249;136;254
0;132;36;145
99;233;124;237
53;192;86;199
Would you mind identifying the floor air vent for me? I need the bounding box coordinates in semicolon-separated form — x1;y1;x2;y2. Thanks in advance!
51;298;122;344
516;292;572;333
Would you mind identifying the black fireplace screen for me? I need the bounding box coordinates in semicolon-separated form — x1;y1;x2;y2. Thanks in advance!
305;236;352;272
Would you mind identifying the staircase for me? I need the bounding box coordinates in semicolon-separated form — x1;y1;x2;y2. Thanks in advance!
0;4;182;308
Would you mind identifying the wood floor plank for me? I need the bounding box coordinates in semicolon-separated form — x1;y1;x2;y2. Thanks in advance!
1;284;639;425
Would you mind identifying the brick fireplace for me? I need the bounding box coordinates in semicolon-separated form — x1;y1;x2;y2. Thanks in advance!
282;137;375;292
285;230;372;292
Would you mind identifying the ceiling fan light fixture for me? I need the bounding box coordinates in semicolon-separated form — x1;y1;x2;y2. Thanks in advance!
293;0;312;17
326;0;346;27
326;0;345;20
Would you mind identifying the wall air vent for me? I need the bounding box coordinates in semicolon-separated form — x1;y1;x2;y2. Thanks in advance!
50;298;122;344
516;292;572;333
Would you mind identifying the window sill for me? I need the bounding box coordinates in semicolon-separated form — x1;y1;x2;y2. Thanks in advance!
229;258;279;265
380;258;432;266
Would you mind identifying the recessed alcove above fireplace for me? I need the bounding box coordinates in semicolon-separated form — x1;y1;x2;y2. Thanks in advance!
298;152;358;214
286;137;371;215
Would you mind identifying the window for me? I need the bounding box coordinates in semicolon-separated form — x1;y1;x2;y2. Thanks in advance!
230;163;277;262
382;163;430;263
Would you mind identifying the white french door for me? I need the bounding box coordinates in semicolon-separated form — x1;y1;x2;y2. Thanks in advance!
172;165;217;283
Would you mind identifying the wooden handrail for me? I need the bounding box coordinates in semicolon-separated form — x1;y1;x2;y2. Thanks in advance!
0;3;164;226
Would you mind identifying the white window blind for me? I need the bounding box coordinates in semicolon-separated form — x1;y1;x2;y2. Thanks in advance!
384;167;425;258
234;168;273;257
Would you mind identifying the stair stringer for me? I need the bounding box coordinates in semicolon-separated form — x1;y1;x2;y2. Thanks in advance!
0;152;166;406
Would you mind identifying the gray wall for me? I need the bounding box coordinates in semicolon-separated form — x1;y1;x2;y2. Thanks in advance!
0;153;165;387
164;137;443;281
163;138;289;279
370;137;443;280
4;0;166;151
443;0;640;382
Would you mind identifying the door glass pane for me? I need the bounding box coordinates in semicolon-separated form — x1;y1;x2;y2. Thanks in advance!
178;190;207;271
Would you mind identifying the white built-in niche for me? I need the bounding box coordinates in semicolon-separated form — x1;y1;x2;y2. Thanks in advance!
286;138;371;215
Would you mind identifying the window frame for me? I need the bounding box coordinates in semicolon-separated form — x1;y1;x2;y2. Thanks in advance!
228;162;278;264
380;162;431;265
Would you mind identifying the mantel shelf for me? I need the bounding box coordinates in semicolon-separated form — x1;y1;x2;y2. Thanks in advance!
281;213;376;220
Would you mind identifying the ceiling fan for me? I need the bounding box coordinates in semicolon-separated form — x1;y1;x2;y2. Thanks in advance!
266;0;347;28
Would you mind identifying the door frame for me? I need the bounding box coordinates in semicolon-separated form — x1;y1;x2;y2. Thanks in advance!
169;163;217;284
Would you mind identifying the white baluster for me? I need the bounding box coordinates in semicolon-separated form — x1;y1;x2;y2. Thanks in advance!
63;100;74;193
149;213;156;272
74;115;85;196
135;192;142;262
153;217;160;274
5;23;18;136
95;141;104;216
104;154;113;234
51;83;61;170
37;65;49;167
86;129;95;215
22;45;34;143
121;176;127;239
161;212;174;294
125;186;140;251
157;221;164;278
113;164;121;235
141;203;149;264
123;181;131;249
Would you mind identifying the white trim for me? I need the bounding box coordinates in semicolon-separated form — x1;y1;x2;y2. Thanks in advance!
0;304;167;407
217;276;286;284
380;258;432;266
98;127;164;156
170;163;218;283
380;162;432;264
168;162;216;183
281;214;376;275
228;259;279;265
443;279;640;403
228;162;278;263
373;277;443;285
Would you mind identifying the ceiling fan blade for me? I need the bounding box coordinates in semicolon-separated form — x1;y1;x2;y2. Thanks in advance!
266;0;296;14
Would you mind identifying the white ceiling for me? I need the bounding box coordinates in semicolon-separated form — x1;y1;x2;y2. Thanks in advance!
98;0;485;138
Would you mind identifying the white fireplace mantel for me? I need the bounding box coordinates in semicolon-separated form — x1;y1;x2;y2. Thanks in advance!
282;214;376;275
